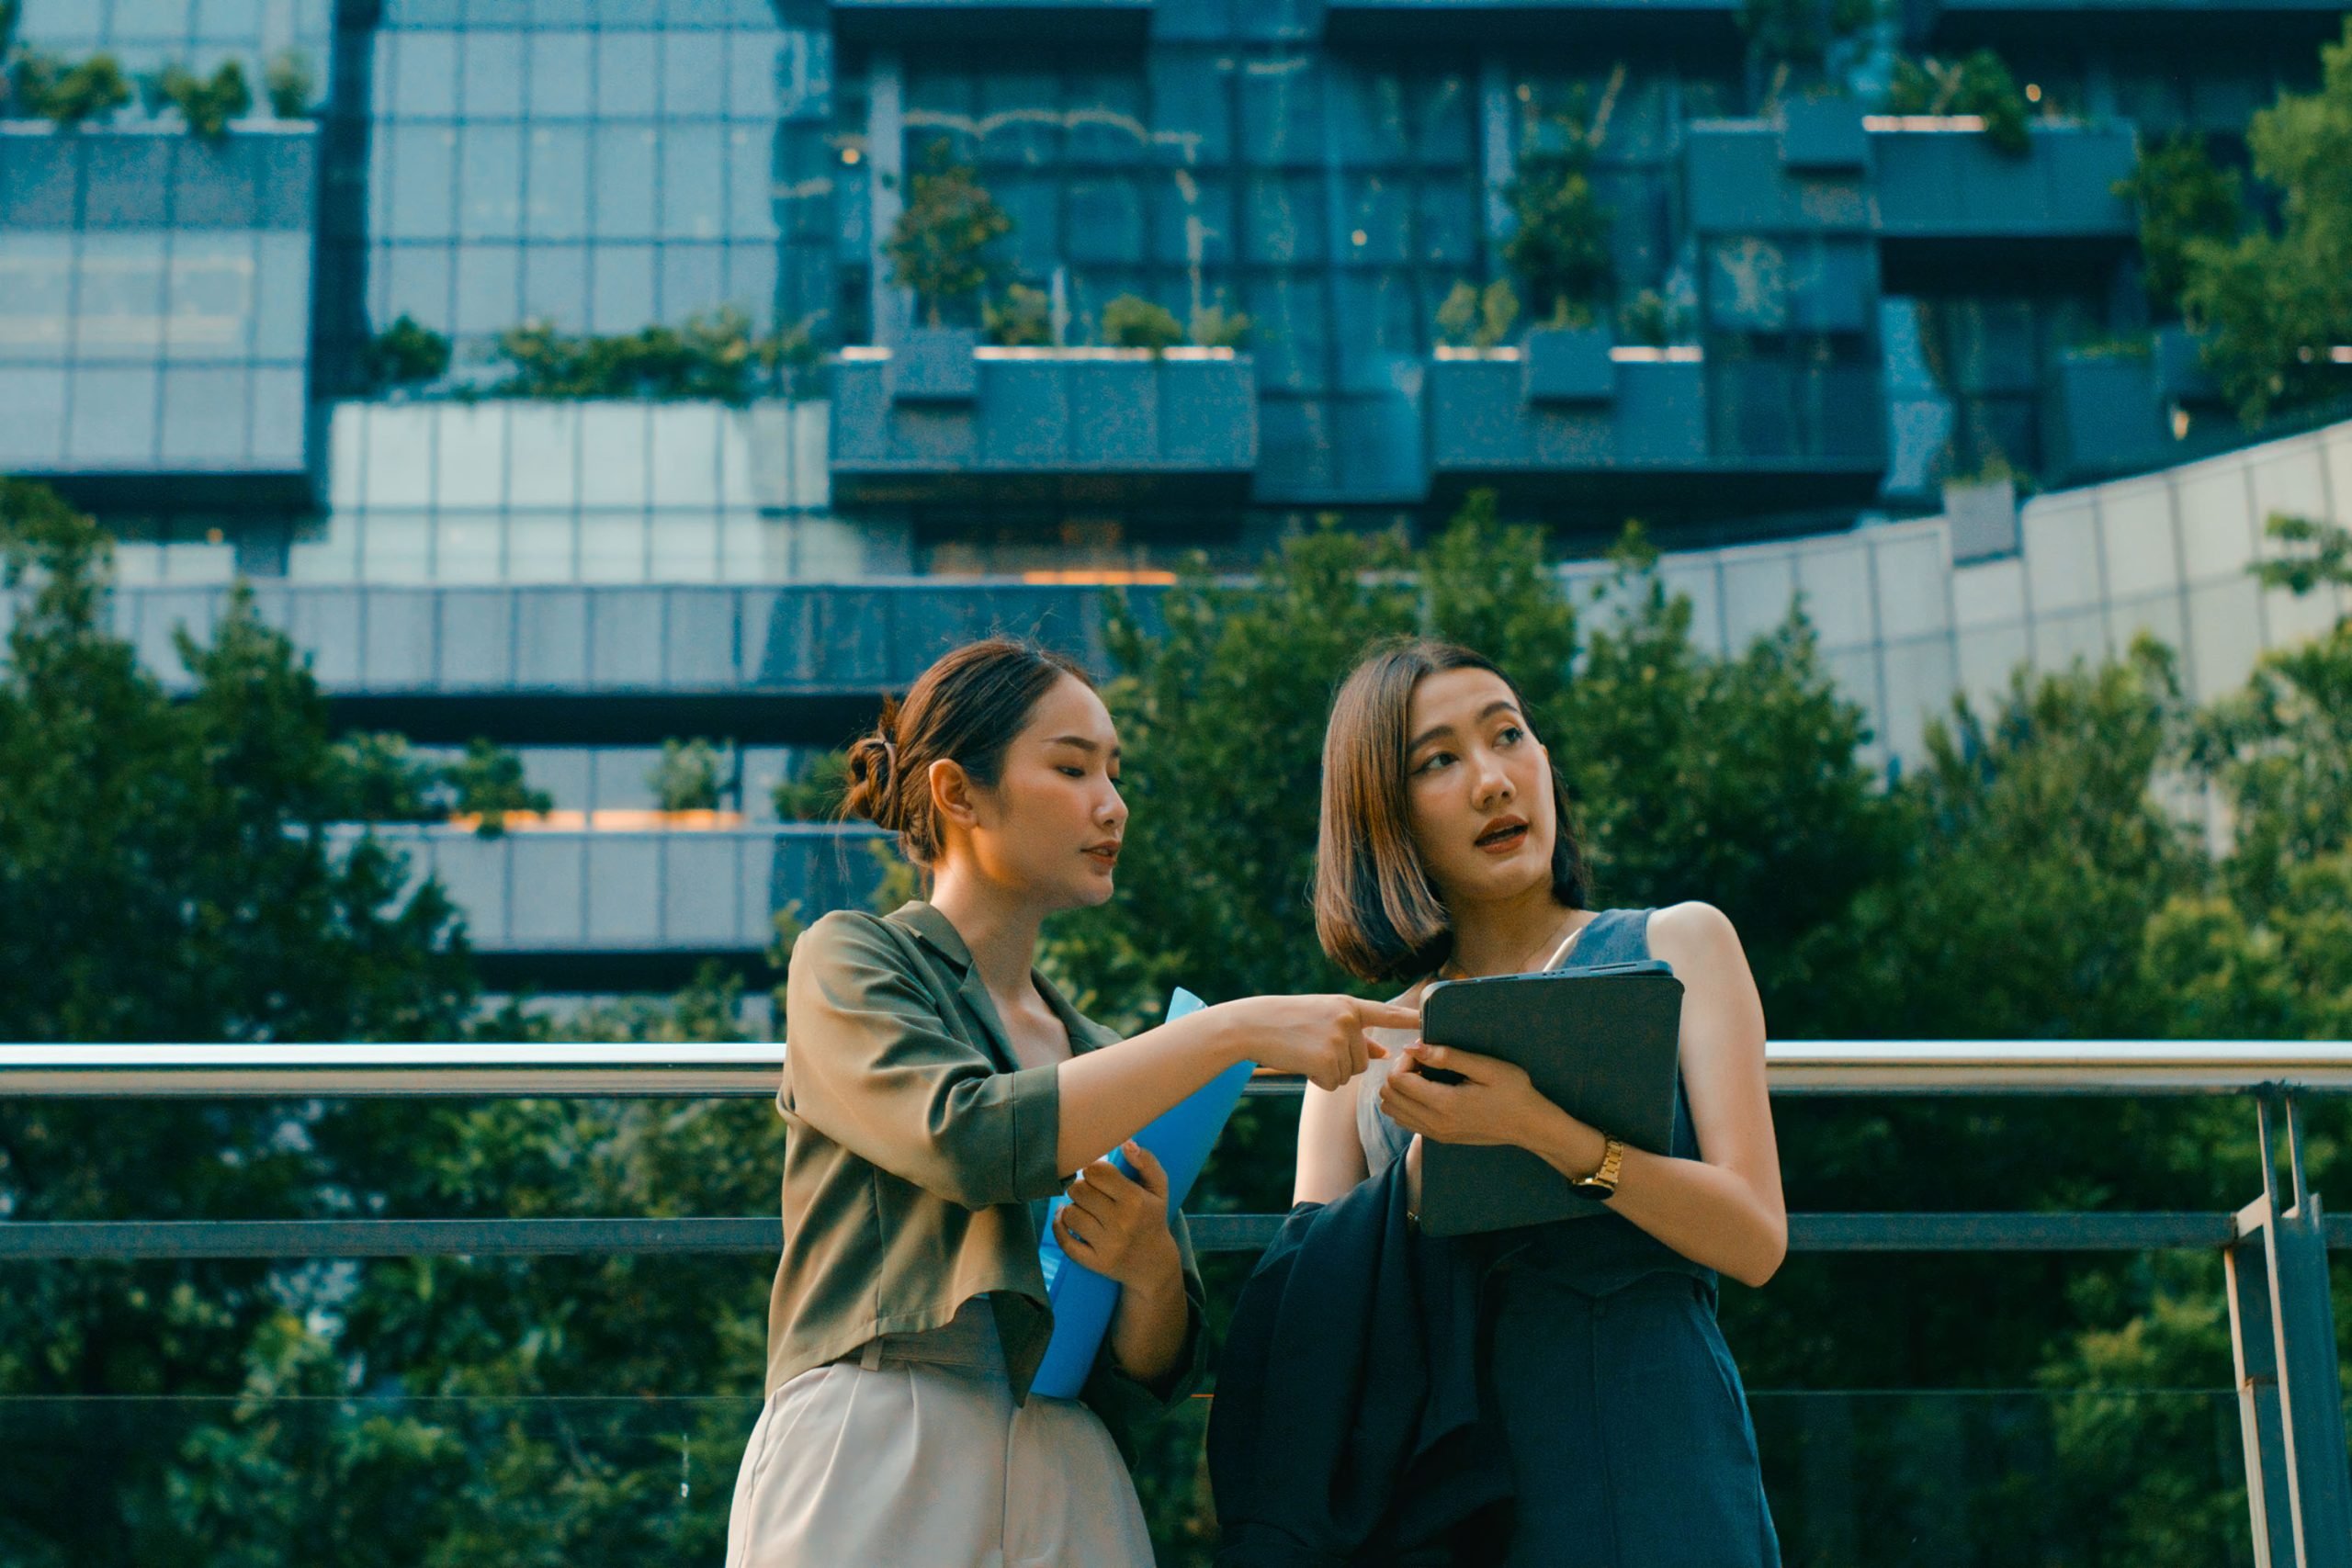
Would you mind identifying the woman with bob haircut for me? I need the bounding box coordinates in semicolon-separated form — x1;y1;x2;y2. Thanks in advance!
1296;636;1786;1566
728;636;1418;1568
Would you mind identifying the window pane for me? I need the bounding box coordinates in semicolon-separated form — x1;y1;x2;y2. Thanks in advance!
461;28;526;118
663;30;729;118
662;122;728;240
595;32;661;117
389;124;458;239
458;123;524;240
593;124;659;240
165;232;258;362
0;235;76;366
590;243;656;333
529;30;594;118
526;124;590;240
390;32;459;118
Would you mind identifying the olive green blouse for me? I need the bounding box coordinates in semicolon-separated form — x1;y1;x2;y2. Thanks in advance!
767;900;1208;1454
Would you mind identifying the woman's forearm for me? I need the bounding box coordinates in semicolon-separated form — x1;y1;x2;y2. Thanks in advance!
1106;1247;1190;1387
1054;1008;1246;1174
1521;1101;1787;1288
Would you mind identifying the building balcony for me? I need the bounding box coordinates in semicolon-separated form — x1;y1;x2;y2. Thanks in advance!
829;334;1259;509
90;580;1136;742
1687;117;2135;272
0;124;321;509
332;822;890;986
1319;0;1745;49
1426;333;1887;520
829;0;1151;51
1909;0;2347;46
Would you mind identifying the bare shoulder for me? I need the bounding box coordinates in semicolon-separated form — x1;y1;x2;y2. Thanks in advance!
1644;900;1747;974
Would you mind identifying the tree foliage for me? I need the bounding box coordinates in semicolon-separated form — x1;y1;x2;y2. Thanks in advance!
885;139;1012;328
2178;19;2352;423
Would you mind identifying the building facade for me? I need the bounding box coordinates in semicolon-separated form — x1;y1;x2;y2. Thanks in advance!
3;0;2346;998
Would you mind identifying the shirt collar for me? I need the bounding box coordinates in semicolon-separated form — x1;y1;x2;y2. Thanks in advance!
886;900;1114;1053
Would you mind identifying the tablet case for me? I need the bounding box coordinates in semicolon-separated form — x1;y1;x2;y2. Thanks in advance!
1031;987;1252;1397
1414;961;1683;1237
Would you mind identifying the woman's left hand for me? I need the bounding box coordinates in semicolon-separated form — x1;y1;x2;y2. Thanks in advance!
1054;1140;1180;1290
1381;1043;1578;1151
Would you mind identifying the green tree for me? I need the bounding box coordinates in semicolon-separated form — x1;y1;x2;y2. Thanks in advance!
0;481;476;1564
1503;110;1615;326
2114;134;2245;314
885;139;1012;329
2178;19;2352;423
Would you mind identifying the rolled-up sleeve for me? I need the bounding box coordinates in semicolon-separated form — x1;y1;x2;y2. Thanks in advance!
784;913;1066;1211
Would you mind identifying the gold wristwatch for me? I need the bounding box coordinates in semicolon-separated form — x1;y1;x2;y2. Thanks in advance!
1570;1135;1625;1201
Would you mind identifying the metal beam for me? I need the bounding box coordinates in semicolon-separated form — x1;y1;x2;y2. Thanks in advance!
2;1211;2345;1260
6;1041;2352;1100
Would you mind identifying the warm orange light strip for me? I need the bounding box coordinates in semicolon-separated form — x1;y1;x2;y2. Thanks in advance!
440;809;749;832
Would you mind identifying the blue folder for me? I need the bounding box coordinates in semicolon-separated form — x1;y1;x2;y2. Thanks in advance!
1031;987;1253;1399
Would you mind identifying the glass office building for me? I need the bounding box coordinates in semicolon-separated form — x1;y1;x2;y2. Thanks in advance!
4;0;2346;992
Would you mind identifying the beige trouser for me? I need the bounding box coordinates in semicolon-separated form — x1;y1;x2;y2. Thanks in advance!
726;1308;1153;1568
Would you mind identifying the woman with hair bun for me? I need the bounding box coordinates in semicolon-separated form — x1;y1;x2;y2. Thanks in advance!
727;636;1419;1568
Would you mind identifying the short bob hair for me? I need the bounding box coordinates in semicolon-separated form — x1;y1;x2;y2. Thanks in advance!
1314;637;1590;982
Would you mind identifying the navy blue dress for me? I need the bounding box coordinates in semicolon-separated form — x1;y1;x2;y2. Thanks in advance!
1358;908;1781;1568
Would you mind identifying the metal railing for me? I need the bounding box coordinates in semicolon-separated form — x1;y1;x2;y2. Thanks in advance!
4;1040;2348;1566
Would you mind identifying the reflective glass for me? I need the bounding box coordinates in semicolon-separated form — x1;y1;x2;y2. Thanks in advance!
594;32;662;118
660;122;729;240
461;28;528;119
68;365;162;463
592;125;661;240
590;243;658;333
526;125;592;240
529;30;594;118
390;31;460;118
458;124;525;240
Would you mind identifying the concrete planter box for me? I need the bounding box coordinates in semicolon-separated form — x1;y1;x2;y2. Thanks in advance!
1522;326;1617;402
886;327;980;402
1872;124;2137;239
2041;350;2174;482
1431;354;1705;473
832;349;1258;502
1943;475;2020;563
1687;121;2134;240
1780;97;1871;173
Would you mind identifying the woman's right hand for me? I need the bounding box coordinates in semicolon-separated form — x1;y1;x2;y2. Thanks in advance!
1212;994;1422;1090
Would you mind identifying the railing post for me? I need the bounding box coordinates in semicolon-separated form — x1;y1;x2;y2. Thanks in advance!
2228;1091;2352;1568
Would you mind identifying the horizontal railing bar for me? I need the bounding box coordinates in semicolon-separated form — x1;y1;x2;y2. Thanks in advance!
5;1042;2351;1099
3;1213;2345;1260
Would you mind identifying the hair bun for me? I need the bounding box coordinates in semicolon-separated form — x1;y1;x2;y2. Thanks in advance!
842;706;902;829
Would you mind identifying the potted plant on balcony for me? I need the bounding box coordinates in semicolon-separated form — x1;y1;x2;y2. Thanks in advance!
6;49;132;129
1435;279;1520;351
984;283;1053;348
884;138;1011;396
264;48;315;120
652;739;728;817
1101;295;1186;355
1506;104;1618;398
1886;50;2032;157
1941;450;2023;563
144;59;252;143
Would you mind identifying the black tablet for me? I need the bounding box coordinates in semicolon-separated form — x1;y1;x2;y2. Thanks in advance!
1413;961;1685;1237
